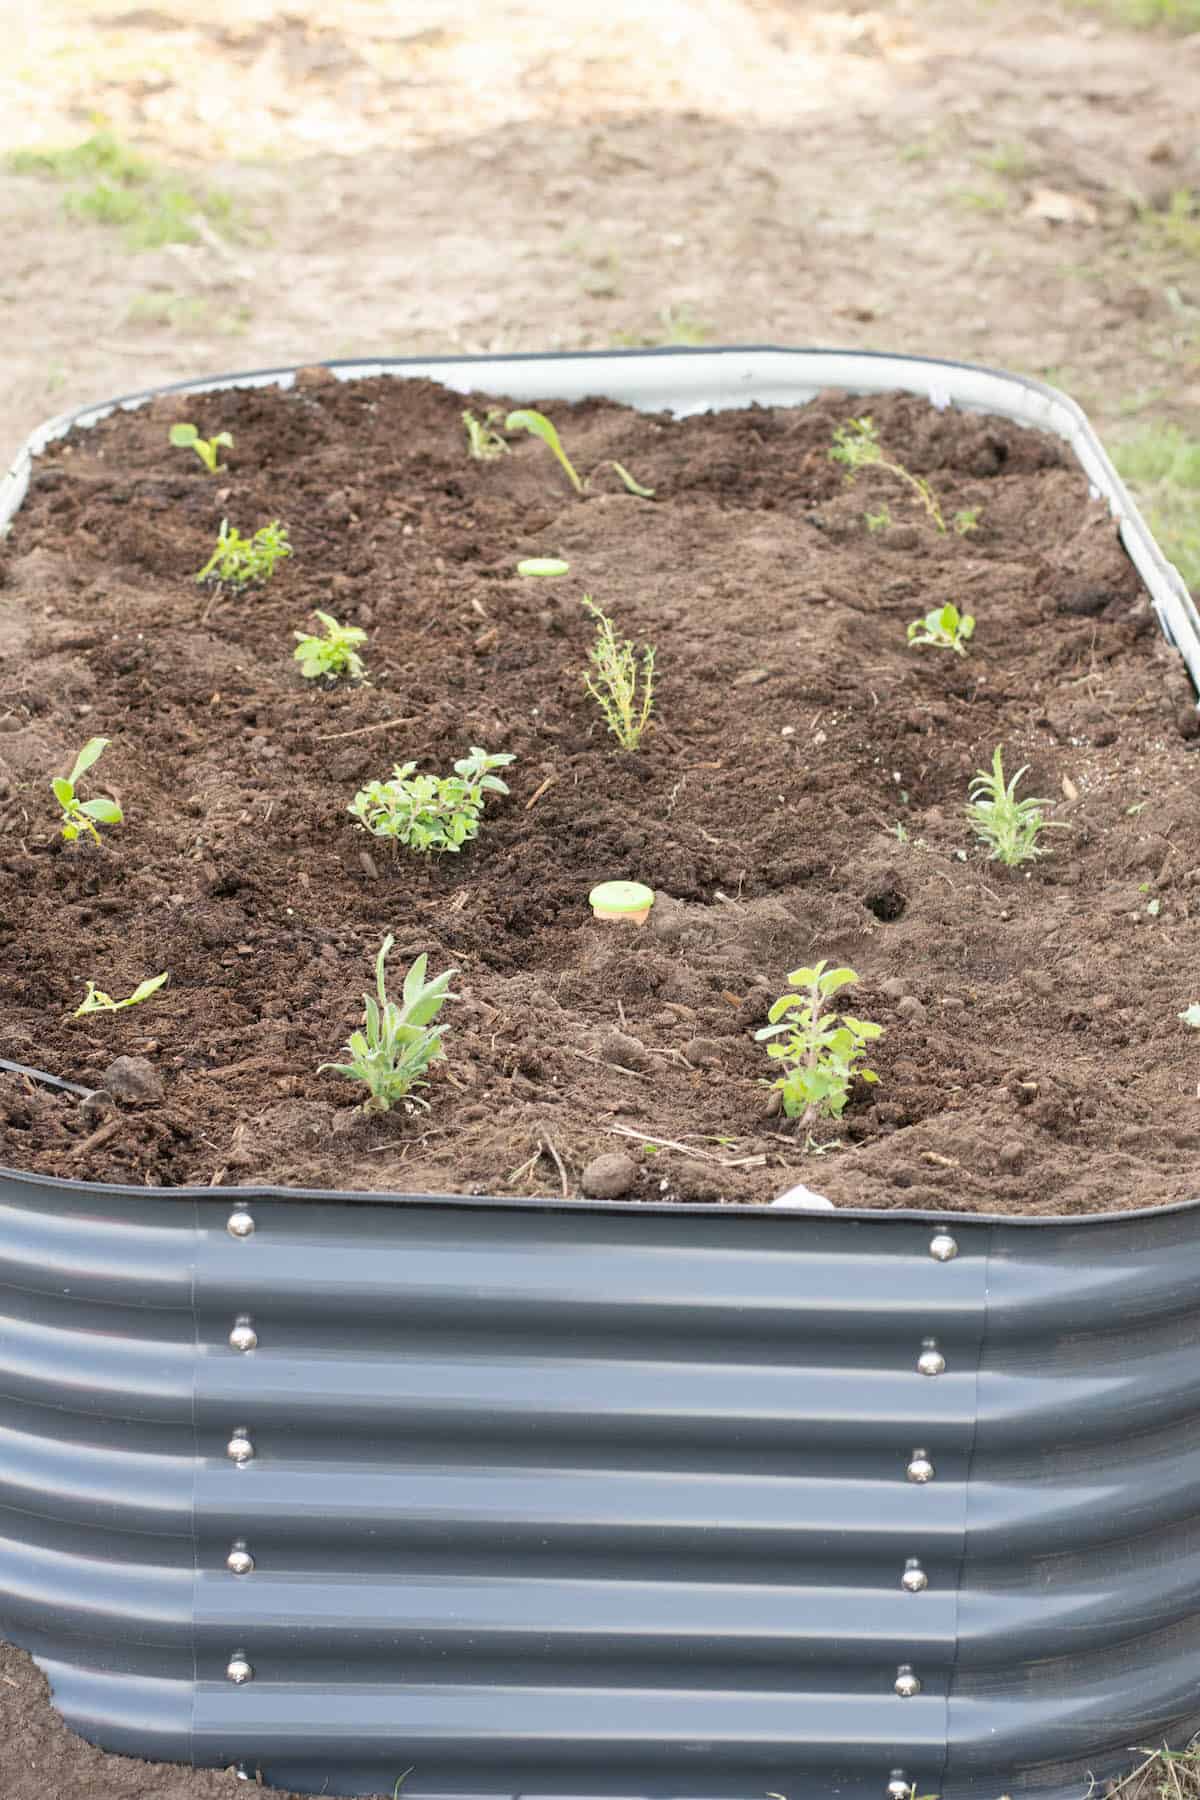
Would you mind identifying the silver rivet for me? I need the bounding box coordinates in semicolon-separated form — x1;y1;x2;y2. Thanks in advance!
886;1773;912;1799
901;1557;928;1592
917;1336;946;1377
227;1210;256;1239
225;1655;254;1685
906;1447;935;1483
229;1315;258;1353
226;1428;255;1465
226;1543;255;1576
894;1664;921;1698
929;1232;958;1261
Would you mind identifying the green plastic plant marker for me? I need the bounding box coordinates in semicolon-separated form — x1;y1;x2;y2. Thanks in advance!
517;558;570;577
589;880;656;924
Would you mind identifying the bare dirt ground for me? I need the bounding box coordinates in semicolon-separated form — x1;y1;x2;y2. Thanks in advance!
0;1;1198;1796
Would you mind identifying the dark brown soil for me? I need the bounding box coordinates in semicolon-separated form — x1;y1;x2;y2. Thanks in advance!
2;370;1198;1217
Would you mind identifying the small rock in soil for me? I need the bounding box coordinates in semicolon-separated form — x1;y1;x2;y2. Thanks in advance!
102;1056;164;1105
896;996;926;1021
581;1151;639;1198
79;1088;116;1126
592;1026;652;1071
997;1139;1025;1169
683;1037;723;1068
880;976;906;1001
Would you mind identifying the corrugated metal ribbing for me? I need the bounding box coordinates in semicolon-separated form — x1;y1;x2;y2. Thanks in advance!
6;1167;1200;1799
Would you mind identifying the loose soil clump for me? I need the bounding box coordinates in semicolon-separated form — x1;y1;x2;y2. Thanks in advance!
2;373;1197;1216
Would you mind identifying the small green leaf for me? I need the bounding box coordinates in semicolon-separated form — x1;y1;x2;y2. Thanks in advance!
516;557;570;577
609;461;655;498
79;797;123;823
504;409;584;494
128;972;169;1004
169;422;198;447
69;736;110;782
51;777;74;808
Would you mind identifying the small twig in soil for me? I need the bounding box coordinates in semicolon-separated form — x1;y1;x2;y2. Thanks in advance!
507;1149;541;1186
539;1132;571;1199
72;1116;123;1159
525;774;557;810
316;715;418;742
920;1151;960;1169
563;1046;647;1080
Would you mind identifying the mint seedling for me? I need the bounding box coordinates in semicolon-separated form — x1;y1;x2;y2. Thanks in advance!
320;936;457;1112
349;747;515;853
756;960;883;1129
462;408;509;461
505;408;584;494
195;518;291;587
582;596;656;751
831;417;948;533
907;602;975;656
52;737;123;844
74;972;168;1017
169;421;232;472
966;746;1065;866
293;611;367;681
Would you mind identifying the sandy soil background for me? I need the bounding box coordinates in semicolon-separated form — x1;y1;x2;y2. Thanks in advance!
0;1;1198;1795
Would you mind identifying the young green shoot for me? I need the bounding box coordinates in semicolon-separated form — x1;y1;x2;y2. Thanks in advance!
349;747;515;854
293;611;367;682
505;408;584;494
195;518;292;587
52;737;123;845
953;505;982;535
504;409;653;499
830;416;948;533
966;746;1066;866
907;602;975;656
865;505;892;533
755;961;883;1131
169;421;233;472
74;972;168;1017
319;936;457;1113
581;596;656;751
462;408;509;461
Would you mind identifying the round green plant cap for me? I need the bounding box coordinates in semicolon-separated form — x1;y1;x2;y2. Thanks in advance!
589;880;655;916
517;557;570;577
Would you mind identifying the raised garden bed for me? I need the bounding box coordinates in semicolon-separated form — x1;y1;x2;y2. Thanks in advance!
1;352;1198;1214
3;349;1200;1800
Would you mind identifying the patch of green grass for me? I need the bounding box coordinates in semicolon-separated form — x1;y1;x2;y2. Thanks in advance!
1107;1739;1200;1799
7;128;242;250
980;140;1030;179
1113;423;1200;596
1078;0;1200;24
948;184;1008;215
1141;188;1200;258
613;302;712;348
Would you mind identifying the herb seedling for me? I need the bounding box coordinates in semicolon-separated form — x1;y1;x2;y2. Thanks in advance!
581;597;656;751
52;737;123;844
907;602;975;656
953;505;982;535
195;518;292;587
349;747;515;853
504;410;653;498
965;746;1065;866
169;421;232;472
865;505;892;533
755;961;883;1129
293;611;367;681
830;416;948;533
320;936;457;1112
462;408;509;461
505;408;584;494
74;972;168;1017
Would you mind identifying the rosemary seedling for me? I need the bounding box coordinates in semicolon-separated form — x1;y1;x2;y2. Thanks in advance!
74;972;168;1017
756;961;883;1130
52;737;123;844
320;936;457;1112
169;421;232;472
907;602;975;656
195;518;292;587
966;746;1065;866
349;748;515;853
293;611;367;681
581;596;656;751
830;416;948;533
